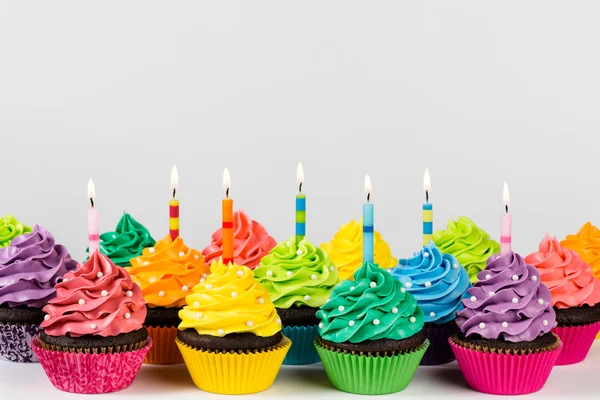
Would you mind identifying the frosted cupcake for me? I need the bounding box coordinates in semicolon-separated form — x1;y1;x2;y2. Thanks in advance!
433;217;499;282
321;220;397;280
525;235;600;364
177;259;291;394
450;251;561;395
561;222;600;279
202;209;276;269
0;225;77;362
126;234;208;364
315;261;428;395
389;241;471;365
255;236;339;364
0;214;31;248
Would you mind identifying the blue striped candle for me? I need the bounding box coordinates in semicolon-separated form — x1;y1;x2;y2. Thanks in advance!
423;203;433;246
296;194;306;242
363;174;374;263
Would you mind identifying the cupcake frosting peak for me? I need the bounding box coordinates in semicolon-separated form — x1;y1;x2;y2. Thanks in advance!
178;259;281;337
457;251;556;342
41;252;146;337
0;214;32;248
525;234;600;309
317;261;424;344
561;222;600;279
202;209;276;270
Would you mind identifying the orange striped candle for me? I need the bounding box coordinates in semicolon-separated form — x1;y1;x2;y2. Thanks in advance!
222;168;234;265
170;165;180;240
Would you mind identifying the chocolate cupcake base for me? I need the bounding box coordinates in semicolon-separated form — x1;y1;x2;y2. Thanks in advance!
39;329;148;354
276;306;319;326
145;305;181;327
451;331;560;354
317;330;427;356
177;329;283;352
0;304;45;363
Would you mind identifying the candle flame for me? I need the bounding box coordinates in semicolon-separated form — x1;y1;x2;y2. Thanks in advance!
170;164;179;191
423;168;431;192
223;167;231;192
88;178;96;204
297;162;304;189
503;181;510;207
364;174;372;200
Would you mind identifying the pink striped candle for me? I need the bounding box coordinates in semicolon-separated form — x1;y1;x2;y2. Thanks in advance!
88;179;99;254
500;182;512;255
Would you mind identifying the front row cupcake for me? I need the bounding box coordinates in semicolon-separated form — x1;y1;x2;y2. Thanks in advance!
315;261;429;395
177;259;291;395
450;251;562;395
33;252;151;394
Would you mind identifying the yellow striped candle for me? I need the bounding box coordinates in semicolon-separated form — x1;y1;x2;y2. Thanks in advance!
170;165;180;240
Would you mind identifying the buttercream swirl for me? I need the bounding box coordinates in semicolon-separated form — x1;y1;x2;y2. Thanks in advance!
317;261;424;343
525;234;600;309
389;242;471;324
179;259;281;337
126;235;208;308
202;209;276;270
457;251;556;342
90;213;155;267
254;237;340;308
41;251;146;337
0;225;77;308
433;217;500;283
0;214;32;248
320;220;397;281
561;222;600;280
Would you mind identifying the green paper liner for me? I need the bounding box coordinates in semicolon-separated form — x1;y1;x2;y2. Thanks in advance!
314;339;429;395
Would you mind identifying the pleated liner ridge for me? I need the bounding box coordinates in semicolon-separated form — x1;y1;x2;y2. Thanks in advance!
553;321;600;365
282;324;321;365
144;325;183;365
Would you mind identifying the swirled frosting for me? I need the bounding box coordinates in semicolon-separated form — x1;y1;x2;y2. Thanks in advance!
254;237;340;308
457;252;556;342
389;242;471;324
316;261;424;343
41;251;146;337
91;213;155;267
525;235;600;309
561;222;600;280
179;259;281;337
433;217;500;283
126;235;208;308
320;220;397;281
0;214;32;248
0;225;77;308
202;209;276;270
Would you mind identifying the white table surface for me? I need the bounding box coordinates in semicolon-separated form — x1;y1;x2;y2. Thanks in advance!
2;342;599;399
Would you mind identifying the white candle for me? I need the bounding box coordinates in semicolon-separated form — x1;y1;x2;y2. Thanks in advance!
88;178;99;255
500;182;512;255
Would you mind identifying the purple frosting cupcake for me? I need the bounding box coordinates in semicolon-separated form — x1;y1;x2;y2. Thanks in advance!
0;225;77;362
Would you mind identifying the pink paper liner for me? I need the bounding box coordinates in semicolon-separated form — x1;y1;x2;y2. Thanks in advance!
553;321;600;366
449;337;562;395
31;337;152;394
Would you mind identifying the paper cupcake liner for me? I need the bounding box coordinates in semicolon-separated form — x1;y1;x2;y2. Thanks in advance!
0;322;41;363
553;321;600;365
144;325;183;365
39;339;146;354
314;339;429;395
32;337;152;394
176;336;291;394
282;325;321;365
449;337;562;395
420;323;459;365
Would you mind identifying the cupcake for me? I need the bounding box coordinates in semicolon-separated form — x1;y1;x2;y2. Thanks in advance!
433;216;500;283
33;251;150;394
202;209;276;269
561;222;600;279
0;214;31;248
177;259;291;394
315;261;429;395
321;220;397;281
88;212;155;267
0;225;76;362
389;241;471;365
525;234;600;364
255;236;339;364
450;251;562;395
126;234;208;364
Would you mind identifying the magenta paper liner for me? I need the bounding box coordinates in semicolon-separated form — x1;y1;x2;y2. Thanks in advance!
420;323;459;365
553;321;600;366
32;337;152;394
449;337;562;395
0;323;41;363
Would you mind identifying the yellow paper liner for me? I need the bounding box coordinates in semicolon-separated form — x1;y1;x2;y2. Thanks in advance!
144;325;183;365
39;338;148;355
176;335;291;394
451;333;561;356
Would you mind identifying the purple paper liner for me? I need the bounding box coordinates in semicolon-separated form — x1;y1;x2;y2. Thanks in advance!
0;323;42;363
420;322;459;365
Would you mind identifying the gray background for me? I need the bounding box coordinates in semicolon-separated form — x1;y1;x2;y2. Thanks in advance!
1;1;599;265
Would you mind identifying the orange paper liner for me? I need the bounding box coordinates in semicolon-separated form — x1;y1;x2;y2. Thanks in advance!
144;325;184;365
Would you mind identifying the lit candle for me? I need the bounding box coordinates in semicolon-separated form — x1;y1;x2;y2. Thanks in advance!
88;178;99;255
423;168;433;246
170;164;180;240
296;162;306;243
222;168;234;265
363;174;374;263
500;182;512;255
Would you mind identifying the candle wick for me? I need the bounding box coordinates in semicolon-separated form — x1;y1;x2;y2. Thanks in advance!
90;198;94;208
505;204;509;214
172;188;176;199
298;182;303;193
226;187;229;199
426;190;429;203
367;192;371;203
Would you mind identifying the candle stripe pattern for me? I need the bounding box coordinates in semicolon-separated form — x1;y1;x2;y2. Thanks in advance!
423;203;433;246
363;203;374;263
296;195;306;242
169;199;179;240
222;198;234;265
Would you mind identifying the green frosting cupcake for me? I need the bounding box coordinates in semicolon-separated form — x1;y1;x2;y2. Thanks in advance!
317;261;424;343
87;213;155;267
255;237;339;308
0;214;32;248
432;217;499;283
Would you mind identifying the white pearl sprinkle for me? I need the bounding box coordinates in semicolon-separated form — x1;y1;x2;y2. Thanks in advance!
159;291;165;297
400;287;406;293
179;251;185;257
405;282;413;288
202;273;208;279
78;299;85;305
194;301;200;307
410;317;416;323
304;295;311;301
124;312;131;319
196;312;203;319
246;321;253;327
370;282;376;288
537;299;544;305
531;275;538;281
44;315;50;321
258;298;264;304
512;275;519;281
424;252;429;258
392;307;398;314
543;320;549;326
425;281;432;288
329;266;335;272
452;264;458;269
430;312;436;318
338;306;345;312
296;250;303;256
349;320;355;327
144;261;149;266
512;298;518;304
148;247;155;253
287;241;292;246
276;318;282;324
218;329;225;336
205;284;212;289
96;272;103;278
101;290;108;297
149;277;156;283
373;319;380;325
350;286;355;291
236;270;244;277
485;274;492;280
479;322;486;329
200;278;206;283
112;234;116;239
319;323;324;328
231;292;238;298
489;291;496;297
91;324;97;329
194;254;199;260
182;285;189;292
287;271;293;277
502;322;508;328
266;270;273;277
470;296;477;302
62;278;68;282
311;274;318;280
126;291;133;297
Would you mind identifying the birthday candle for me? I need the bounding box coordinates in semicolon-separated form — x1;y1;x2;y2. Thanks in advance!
169;164;180;240
296;162;306;243
363;174;374;263
222;168;234;265
87;178;99;255
500;182;512;255
423;168;433;246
